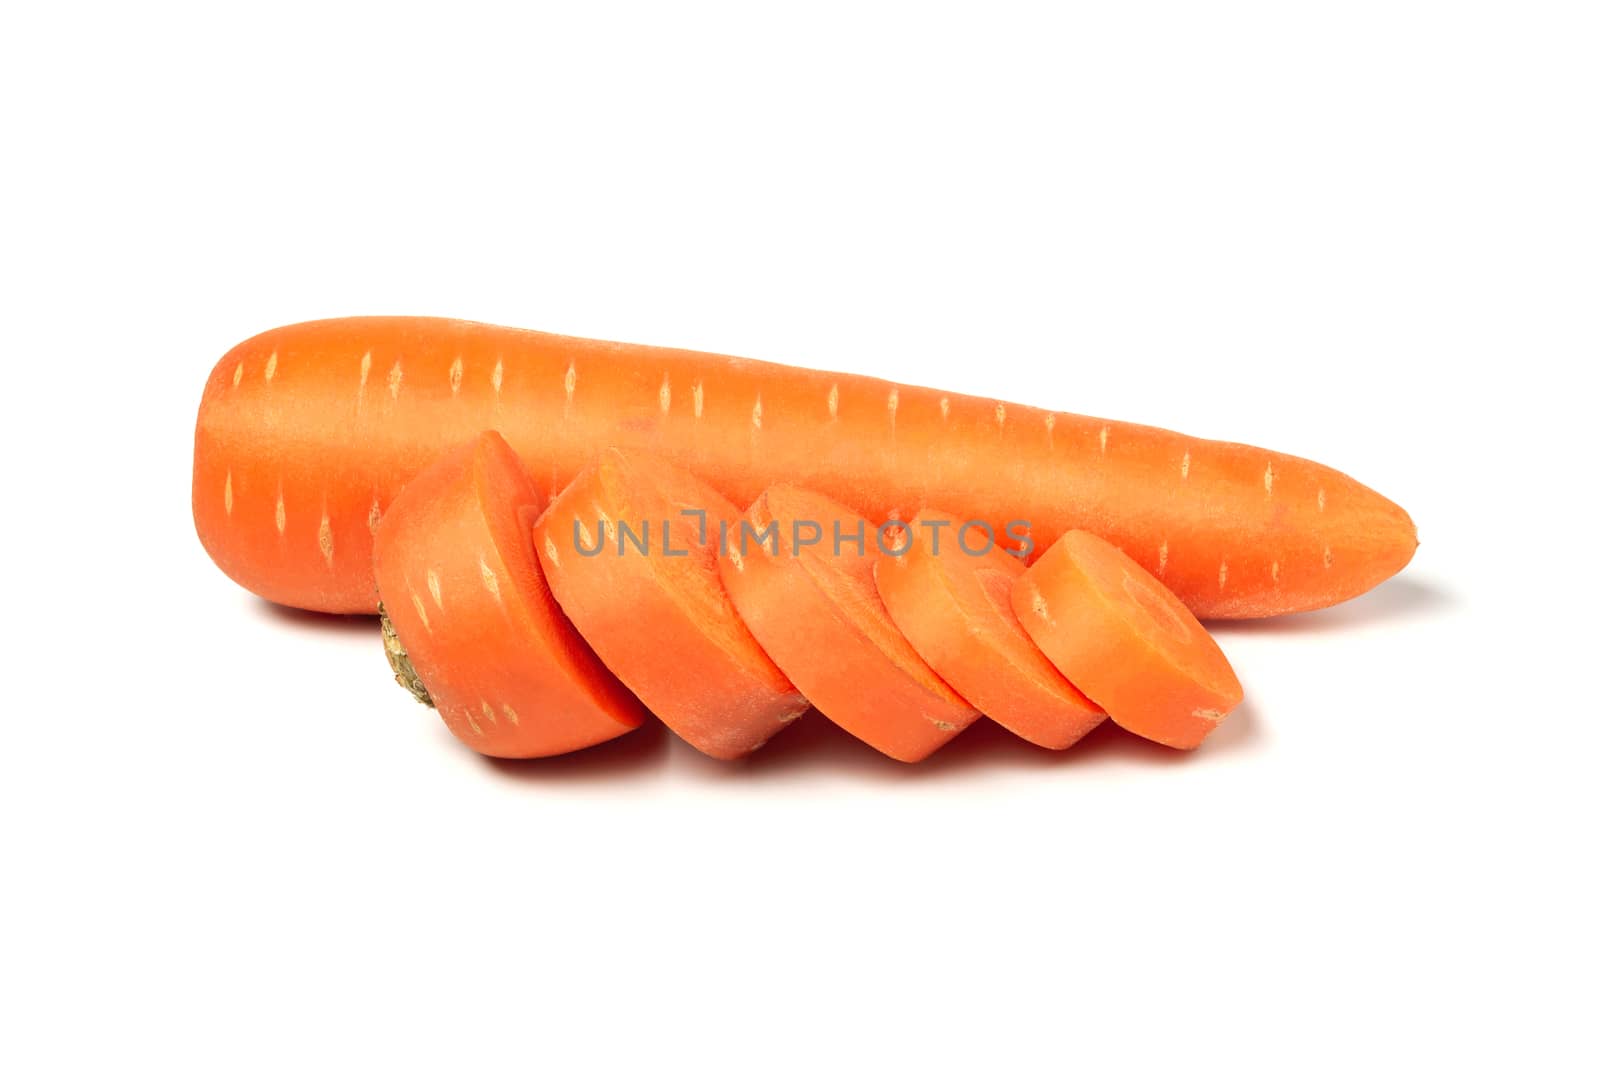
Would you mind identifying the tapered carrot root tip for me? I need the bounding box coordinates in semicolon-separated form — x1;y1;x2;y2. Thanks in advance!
1015;530;1243;750
380;605;433;707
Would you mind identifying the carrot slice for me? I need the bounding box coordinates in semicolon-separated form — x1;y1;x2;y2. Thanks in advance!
532;449;808;758
373;431;645;757
1013;530;1243;749
718;485;978;762
873;509;1107;749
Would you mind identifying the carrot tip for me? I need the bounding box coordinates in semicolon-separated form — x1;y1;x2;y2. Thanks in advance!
380;604;434;708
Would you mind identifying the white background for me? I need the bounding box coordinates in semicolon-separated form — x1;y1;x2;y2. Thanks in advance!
3;2;1596;1063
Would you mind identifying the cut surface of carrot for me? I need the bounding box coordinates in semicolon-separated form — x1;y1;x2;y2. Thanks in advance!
373;431;645;757
718;485;978;762
533;449;807;758
193;317;1418;619
1013;530;1243;750
874;509;1106;749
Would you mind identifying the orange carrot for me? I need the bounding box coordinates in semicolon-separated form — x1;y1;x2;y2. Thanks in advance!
194;317;1417;619
717;485;979;761
874;509;1107;749
532;449;808;758
1013;530;1243;749
373;431;645;757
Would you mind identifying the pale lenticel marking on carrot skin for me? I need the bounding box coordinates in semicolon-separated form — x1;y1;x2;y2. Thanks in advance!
1192;708;1227;722
939;396;950;420
995;403;1006;427
543;535;560;567
1318;488;1326;512
930;719;959;731
409;590;431;633
275;487;286;535
491;359;503;395
1265;462;1275;496
659;374;671;414
479;557;501;601
563;361;576;411
827;383;839;419
357;351;372;415
1324;546;1334;569
319;513;334;565
461;704;483;735
693;381;704;418
778;707;805;723
232;363;243;388
264;351;277;381
1158;540;1168;577
224;472;233;516
368;498;382;536
1181;451;1191;480
1031;587;1050;621
887;388;899;429
1099;424;1109;453
752;393;763;431
388;361;403;400
1219;561;1229;589
449;357;463;395
501;704;520;726
1272;560;1281;584
427;570;443;609
481;700;497;725
1044;412;1055;446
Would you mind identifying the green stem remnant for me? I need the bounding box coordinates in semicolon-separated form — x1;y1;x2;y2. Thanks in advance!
380;604;434;707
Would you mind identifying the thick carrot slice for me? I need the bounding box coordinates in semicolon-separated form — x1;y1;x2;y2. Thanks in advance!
193;317;1417;619
718;485;978;762
532;449;808;758
874;509;1107;749
373;431;645;757
1013;530;1243;749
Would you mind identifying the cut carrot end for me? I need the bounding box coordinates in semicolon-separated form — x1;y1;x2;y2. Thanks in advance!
373;431;645;758
533;449;807;759
1014;530;1243;750
875;509;1106;750
719;486;978;762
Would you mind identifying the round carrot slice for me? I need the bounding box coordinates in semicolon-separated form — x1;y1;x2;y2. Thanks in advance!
874;509;1106;749
718;485;978;762
373;431;645;757
1013;530;1243;749
533;449;808;759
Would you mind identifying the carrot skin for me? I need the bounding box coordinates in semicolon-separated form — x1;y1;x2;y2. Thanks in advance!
373;432;645;757
194;317;1417;618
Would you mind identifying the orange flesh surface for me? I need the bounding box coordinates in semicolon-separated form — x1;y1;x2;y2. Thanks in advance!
1013;530;1244;750
533;449;807;759
373;431;645;757
875;509;1107;749
718;485;978;762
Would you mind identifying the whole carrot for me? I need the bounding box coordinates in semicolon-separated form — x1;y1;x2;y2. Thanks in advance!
193;317;1417;618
